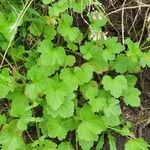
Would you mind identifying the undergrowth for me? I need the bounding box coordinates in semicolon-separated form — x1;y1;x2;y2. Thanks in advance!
0;0;150;150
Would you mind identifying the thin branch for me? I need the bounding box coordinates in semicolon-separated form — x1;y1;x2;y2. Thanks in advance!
139;8;150;44
107;4;150;16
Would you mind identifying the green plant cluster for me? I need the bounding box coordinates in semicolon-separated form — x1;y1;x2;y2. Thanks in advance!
0;0;150;150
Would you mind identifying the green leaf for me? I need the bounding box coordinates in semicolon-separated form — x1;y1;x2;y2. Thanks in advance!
25;51;38;69
60;68;79;91
49;0;69;17
74;63;93;85
125;138;148;150
0;132;24;150
103;98;121;117
9;45;24;62
45;79;66;110
29;22;44;36
80;42;96;60
8;88;35;131
108;133;117;150
45;99;74;118
0;121;25;150
57;13;82;42
43;24;56;40
67;42;78;51
40;116;75;140
25;65;55;100
39;46;66;66
90;19;107;33
37;40;66;67
25;80;47;100
96;134;104;150
125;75;137;87
80;42;109;73
63;55;76;67
41;140;57;150
102;75;127;98
89;97;107;113
89;57;109;73
31;139;57;150
8;88;30;117
78;105;95;121
0;69;15;99
42;0;55;4
140;50;150;67
61;13;73;25
102;37;124;61
119;124;133;136
0;115;6;125
27;65;54;82
57;23;81;42
104;37;124;53
102;115;121;127
37;39;53;53
16;115;35;131
98;89;112;99
102;50;116;61
79;140;95;150
77;105;106;141
70;0;90;13
89;11;107;31
80;81;98;100
0;12;17;40
111;55;141;73
68;27;81;41
77;119;106;141
58;142;73;150
125;38;142;62
122;88;141;107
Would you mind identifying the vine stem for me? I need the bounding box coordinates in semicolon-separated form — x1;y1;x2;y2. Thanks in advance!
0;0;34;68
